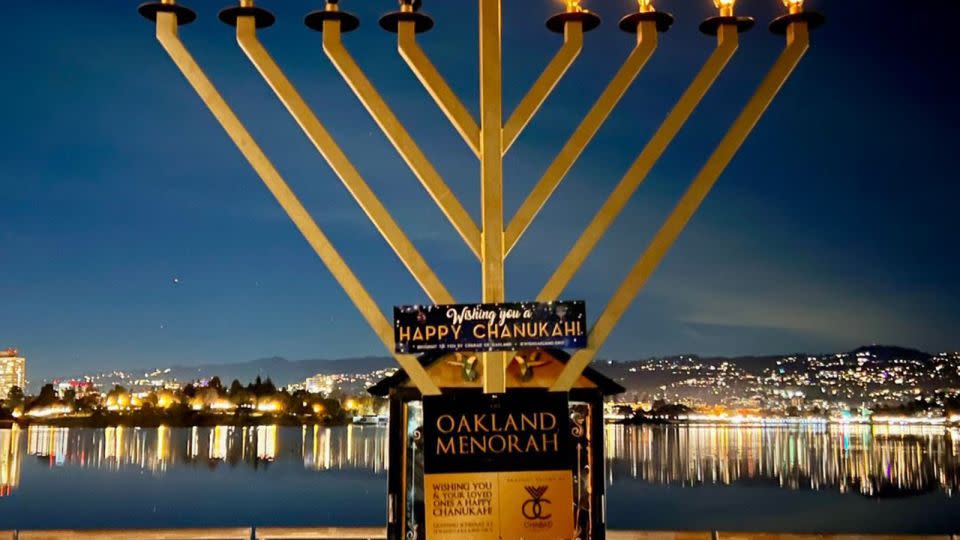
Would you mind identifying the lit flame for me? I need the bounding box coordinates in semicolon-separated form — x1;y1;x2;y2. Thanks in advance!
564;0;584;13
636;0;654;13
783;0;804;14
713;0;735;16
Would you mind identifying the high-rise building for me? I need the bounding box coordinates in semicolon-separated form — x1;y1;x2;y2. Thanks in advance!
0;348;26;400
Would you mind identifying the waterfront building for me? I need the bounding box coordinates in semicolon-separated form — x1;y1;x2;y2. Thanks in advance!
0;348;25;400
56;379;96;398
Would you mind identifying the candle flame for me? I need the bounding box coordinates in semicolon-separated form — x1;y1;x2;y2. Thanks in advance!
783;0;804;14
637;0;655;13
714;0;735;16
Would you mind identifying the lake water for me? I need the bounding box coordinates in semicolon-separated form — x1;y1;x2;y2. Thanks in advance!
1;424;959;533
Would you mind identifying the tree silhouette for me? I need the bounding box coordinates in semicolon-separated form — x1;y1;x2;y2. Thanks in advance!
5;386;25;408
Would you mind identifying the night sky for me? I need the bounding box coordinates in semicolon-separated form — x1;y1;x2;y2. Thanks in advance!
2;1;958;381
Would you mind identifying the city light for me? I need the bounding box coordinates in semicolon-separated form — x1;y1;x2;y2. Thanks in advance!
24;404;73;418
256;400;283;413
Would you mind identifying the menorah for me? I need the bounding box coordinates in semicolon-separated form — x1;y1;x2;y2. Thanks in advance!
137;0;824;397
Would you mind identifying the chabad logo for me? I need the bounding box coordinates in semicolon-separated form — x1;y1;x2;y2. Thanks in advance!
521;485;551;520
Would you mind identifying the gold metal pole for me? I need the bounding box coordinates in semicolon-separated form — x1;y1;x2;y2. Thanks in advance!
479;0;506;394
504;20;658;256
152;11;441;395
398;22;481;157
552;20;811;392
539;23;740;301
323;19;482;260
234;16;455;305
502;21;583;154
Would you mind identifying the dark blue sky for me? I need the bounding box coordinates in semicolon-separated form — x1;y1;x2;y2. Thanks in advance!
2;1;958;380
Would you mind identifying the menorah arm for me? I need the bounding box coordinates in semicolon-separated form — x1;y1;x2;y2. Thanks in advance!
552;22;811;392
152;12;441;396
323;20;482;261
505;21;659;257
502;21;584;154
234;17;454;306
539;24;741;302
398;21;481;158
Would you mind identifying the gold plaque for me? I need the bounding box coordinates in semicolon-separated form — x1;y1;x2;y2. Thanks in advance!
425;472;500;540
497;469;575;540
425;470;574;540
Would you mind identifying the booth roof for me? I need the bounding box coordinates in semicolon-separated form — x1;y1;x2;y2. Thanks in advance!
367;349;625;397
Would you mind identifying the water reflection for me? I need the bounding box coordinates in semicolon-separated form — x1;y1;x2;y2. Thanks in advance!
0;426;21;496
605;424;960;497
0;424;957;500
2;424;386;493
301;425;387;473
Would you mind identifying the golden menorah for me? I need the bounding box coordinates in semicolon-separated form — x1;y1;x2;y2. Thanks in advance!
138;0;823;397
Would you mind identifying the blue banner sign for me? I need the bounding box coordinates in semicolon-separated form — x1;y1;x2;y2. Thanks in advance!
393;300;586;354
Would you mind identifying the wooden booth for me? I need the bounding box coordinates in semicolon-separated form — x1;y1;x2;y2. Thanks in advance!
369;348;625;540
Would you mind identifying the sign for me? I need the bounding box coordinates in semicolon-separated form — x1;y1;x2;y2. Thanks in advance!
422;391;575;540
393;300;586;354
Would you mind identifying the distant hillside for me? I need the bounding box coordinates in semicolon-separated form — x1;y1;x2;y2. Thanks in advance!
48;356;396;392
50;345;949;402
591;345;949;406
158;344;935;391
159;356;394;387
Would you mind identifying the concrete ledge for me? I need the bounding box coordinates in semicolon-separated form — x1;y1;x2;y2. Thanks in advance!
608;532;712;540
17;529;252;540
9;529;956;540
254;528;386;540
716;535;951;540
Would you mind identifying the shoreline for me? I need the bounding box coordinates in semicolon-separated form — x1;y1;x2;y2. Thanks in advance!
1;413;350;429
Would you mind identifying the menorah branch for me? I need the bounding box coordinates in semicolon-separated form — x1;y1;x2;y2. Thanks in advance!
504;20;659;257
233;17;454;306
502;21;583;154
539;22;741;302
479;0;507;394
321;20;482;261
551;20;811;392
151;10;440;396
398;21;481;158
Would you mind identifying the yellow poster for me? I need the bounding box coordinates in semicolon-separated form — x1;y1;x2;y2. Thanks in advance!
497;469;574;540
425;472;499;540
425;470;574;540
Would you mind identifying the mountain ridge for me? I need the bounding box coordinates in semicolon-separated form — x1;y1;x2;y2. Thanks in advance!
53;344;938;391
